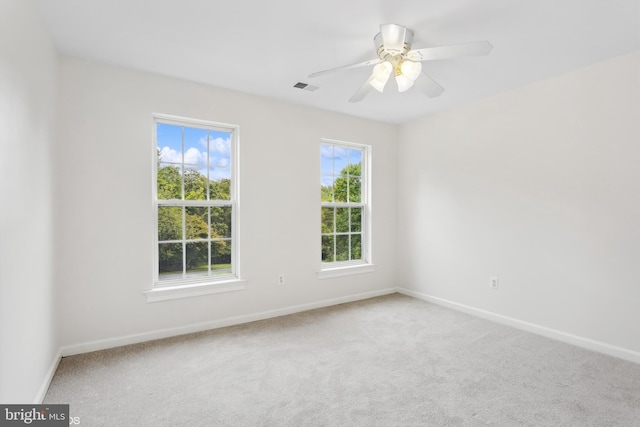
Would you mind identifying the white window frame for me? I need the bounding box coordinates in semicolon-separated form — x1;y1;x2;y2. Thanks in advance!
146;114;246;302
318;138;374;279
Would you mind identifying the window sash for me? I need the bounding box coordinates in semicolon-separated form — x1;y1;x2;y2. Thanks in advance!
153;114;239;288
320;139;370;268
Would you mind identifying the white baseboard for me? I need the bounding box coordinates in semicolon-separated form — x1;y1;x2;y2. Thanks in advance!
35;348;62;403
398;288;640;365
60;287;397;357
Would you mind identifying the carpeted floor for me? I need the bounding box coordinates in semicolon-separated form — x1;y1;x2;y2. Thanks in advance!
44;293;640;426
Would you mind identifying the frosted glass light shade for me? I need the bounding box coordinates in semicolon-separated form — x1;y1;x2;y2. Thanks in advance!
395;74;414;92
373;61;392;80
400;60;422;81
370;78;387;92
370;61;392;92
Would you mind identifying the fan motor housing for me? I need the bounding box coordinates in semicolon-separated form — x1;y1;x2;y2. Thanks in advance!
374;24;414;60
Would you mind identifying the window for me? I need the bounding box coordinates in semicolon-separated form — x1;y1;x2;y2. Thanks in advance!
320;140;371;274
150;114;242;299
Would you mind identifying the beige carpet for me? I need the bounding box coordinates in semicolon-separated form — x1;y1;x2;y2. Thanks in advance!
44;294;640;426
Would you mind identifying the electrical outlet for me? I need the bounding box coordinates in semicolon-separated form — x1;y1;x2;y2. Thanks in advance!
490;276;499;289
277;274;285;285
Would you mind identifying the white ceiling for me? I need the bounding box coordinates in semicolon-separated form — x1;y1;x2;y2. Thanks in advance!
32;0;640;124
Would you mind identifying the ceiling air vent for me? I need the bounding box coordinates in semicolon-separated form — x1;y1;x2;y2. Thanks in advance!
293;82;319;92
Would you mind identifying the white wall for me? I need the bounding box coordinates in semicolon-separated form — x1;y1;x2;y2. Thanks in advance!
398;51;640;355
54;57;398;349
0;0;59;402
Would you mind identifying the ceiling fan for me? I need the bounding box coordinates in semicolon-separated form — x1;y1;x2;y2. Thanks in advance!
308;24;493;103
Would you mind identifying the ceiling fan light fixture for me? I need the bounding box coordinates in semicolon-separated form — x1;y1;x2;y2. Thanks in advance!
370;78;387;92
373;61;392;80
400;60;422;81
370;61;392;92
395;73;414;92
309;23;493;103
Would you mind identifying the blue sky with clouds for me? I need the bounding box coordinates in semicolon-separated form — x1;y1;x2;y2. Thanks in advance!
157;123;231;180
320;144;362;188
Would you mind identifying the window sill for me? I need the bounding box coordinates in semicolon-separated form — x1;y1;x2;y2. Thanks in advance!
316;263;376;279
145;278;247;303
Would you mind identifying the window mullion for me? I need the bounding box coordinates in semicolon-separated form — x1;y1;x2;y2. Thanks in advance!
181;126;185;201
333;207;338;262
207;207;212;276
181;207;186;278
206;131;211;276
348;207;352;260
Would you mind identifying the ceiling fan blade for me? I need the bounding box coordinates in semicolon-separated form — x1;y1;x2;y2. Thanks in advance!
414;71;445;98
348;76;375;103
407;41;493;62
308;58;382;78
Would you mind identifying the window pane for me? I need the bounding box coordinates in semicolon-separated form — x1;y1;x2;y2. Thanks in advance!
321;176;334;202
158;243;183;280
186;241;209;277
336;208;349;233
210;131;231;167
336;235;349;261
156;123;183;162
211;240;232;274
186;207;208;239
320;145;334;174
350;208;362;232
334;175;348;202
183;127;208;166
350;234;362;261
157;163;182;200
333;146;348;175
210;168;231;200
322;236;334;262
349;150;362;175
184;168;207;200
321;207;334;233
211;206;231;238
158;206;182;241
349;177;361;203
